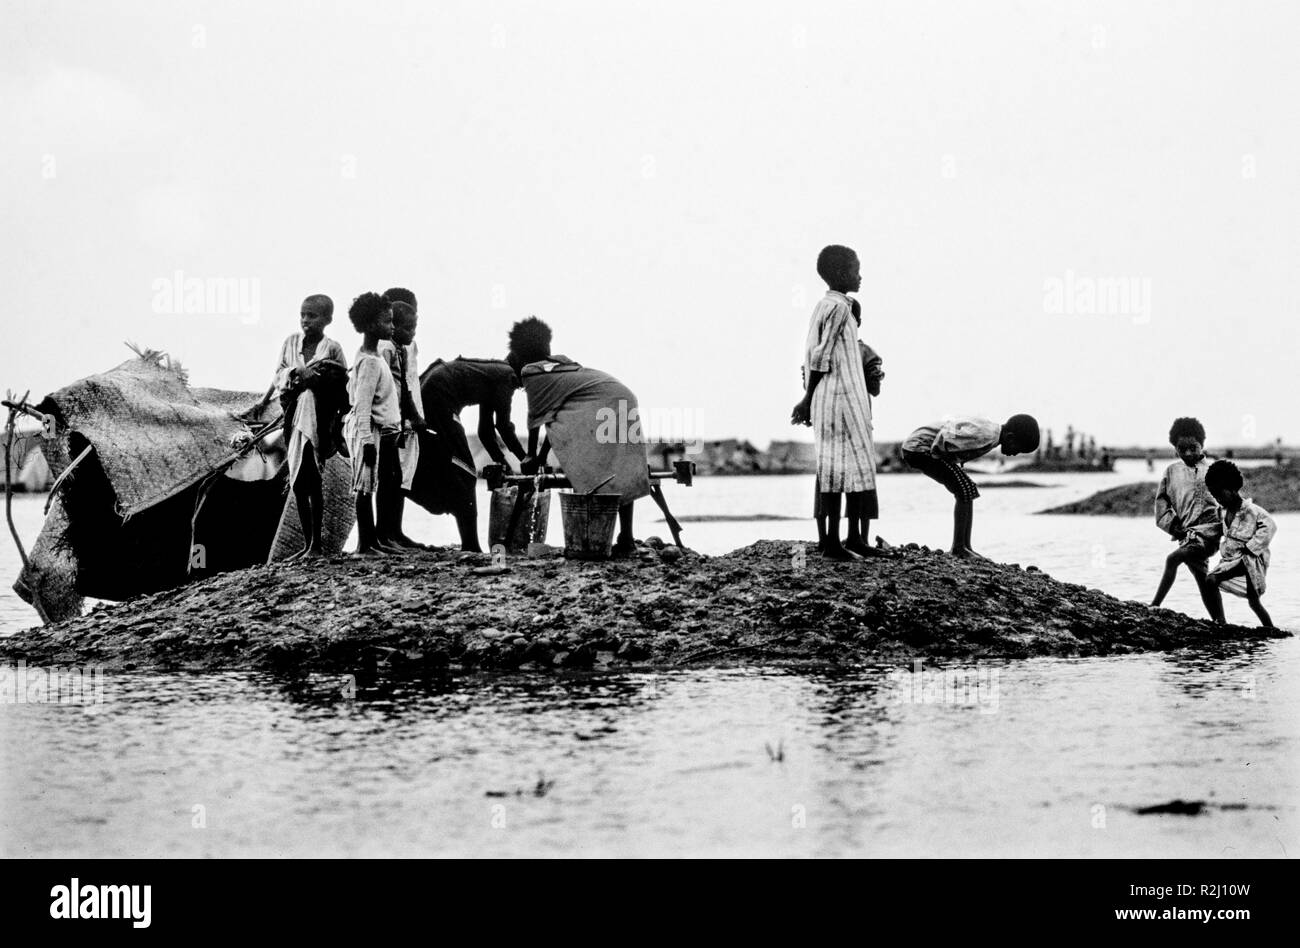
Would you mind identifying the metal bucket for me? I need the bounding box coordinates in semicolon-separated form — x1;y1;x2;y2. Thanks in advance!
558;492;621;560
487;486;550;553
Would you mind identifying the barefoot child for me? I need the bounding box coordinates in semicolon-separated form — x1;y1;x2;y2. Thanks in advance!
900;413;1039;557
414;355;527;551
1150;417;1224;621
256;294;349;559
508;316;650;557
343;293;400;555
791;244;878;560
813;339;884;552
1205;460;1277;627
377;290;428;549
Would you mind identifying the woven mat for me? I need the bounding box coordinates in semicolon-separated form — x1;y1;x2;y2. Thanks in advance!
38;358;264;517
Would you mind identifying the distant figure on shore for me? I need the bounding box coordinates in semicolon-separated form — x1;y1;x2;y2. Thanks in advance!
510;316;650;557
1150;417;1224;622
791;245;879;560
900;414;1039;558
344;293;401;556
1205;460;1276;627
253;294;349;559
1145;448;1154;472
416;355;527;551
1275;437;1284;467
377;290;429;550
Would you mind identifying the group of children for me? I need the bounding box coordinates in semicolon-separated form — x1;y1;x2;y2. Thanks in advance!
793;243;1277;626
260;288;498;558
262;290;653;560
793;243;1039;561
1150;417;1276;626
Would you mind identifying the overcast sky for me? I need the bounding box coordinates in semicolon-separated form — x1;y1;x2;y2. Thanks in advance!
2;0;1296;448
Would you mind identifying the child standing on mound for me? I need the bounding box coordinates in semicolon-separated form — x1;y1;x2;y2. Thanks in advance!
377;290;428;550
1205;460;1276;627
344;293;401;556
791;244;879;560
901;413;1039;558
1150;417;1224;621
254;294;349;559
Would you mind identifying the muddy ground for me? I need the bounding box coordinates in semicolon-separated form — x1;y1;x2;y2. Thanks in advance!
0;539;1285;675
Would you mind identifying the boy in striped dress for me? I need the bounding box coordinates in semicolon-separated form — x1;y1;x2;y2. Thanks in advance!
791;245;879;560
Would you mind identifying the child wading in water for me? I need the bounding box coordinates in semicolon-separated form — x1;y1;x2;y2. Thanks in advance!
343;292;401;556
1205;460;1277;627
377;289;429;550
254;294;349;559
791;245;879;560
901;413;1039;558
1150;417;1224;621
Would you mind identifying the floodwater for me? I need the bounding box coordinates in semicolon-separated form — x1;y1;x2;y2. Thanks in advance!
1;461;1296;857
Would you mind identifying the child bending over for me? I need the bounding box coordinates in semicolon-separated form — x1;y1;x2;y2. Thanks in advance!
901;413;1039;558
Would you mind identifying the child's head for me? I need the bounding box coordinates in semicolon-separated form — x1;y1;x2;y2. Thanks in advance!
816;245;861;293
999;414;1040;456
390;301;418;346
1168;417;1207;466
506;316;553;376
300;294;333;336
1204;459;1244;508
348;292;393;340
383;287;417;313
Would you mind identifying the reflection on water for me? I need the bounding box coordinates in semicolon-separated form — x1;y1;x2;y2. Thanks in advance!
0;464;1296;857
2;643;1295;857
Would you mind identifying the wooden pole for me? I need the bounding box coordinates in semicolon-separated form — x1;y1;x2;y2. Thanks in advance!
4;392;51;625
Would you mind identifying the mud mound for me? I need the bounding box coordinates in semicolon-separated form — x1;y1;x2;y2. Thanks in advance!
1;538;1284;675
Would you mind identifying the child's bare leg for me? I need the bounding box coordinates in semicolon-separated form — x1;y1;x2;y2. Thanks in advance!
455;503;482;552
813;483;826;552
612;502;635;556
1245;574;1273;628
844;492;876;557
1150;549;1183;607
952;499;980;557
820;493;858;560
1188;558;1225;623
286;447;322;559
354;492;387;555
374;437;408;554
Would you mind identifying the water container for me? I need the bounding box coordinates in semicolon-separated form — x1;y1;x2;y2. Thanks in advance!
558;492;622;560
487;485;550;553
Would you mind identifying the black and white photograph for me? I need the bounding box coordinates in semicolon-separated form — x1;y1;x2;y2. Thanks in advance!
0;0;1294;920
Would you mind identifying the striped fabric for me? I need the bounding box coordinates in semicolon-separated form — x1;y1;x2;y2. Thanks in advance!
803;291;876;493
